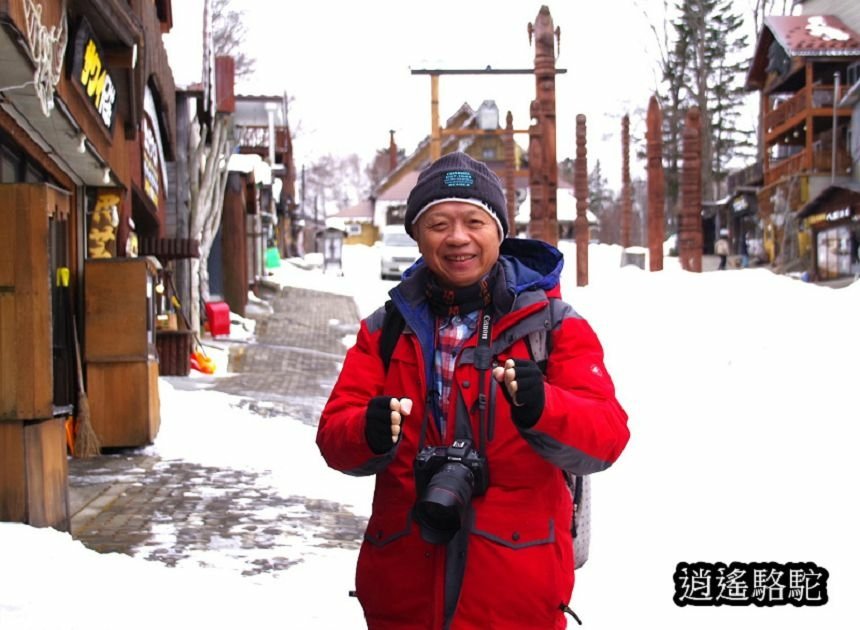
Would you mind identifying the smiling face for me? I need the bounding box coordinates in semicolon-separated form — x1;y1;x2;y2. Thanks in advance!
414;201;502;288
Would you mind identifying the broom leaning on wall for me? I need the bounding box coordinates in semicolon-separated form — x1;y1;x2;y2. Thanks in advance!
58;267;101;458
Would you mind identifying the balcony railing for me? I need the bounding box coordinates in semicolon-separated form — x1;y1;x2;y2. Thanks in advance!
764;83;850;136
759;143;852;216
234;125;290;153
767;148;807;183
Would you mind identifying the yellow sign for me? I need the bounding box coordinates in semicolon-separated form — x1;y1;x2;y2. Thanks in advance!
87;193;120;258
73;20;116;129
79;39;116;127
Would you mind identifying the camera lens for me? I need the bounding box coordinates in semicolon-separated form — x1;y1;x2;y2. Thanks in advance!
414;462;474;544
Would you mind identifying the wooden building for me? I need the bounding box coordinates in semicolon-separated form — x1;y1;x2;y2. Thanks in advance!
746;14;860;268
202;94;295;318
1;0;176;529
797;183;860;281
368;101;529;233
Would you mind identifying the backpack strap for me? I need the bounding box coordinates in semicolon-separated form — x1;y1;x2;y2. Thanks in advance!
379;299;406;372
526;296;564;374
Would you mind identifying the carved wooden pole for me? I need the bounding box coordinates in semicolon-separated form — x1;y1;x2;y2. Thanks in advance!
430;73;441;161
504;111;517;234
574;114;589;286
646;95;665;271
527;6;559;246
388;129;398;172
528;104;545;240
680;106;703;272
621;114;632;249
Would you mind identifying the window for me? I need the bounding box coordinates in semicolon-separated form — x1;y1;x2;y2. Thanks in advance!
848;61;860;88
1;144;21;183
816;226;852;280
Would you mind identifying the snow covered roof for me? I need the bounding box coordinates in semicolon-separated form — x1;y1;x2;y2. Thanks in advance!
227;153;272;185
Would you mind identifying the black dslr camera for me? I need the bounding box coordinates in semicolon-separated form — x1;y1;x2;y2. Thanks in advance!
413;439;489;543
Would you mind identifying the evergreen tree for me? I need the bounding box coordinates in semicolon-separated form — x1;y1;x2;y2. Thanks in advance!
660;0;753;202
652;1;691;229
588;160;617;244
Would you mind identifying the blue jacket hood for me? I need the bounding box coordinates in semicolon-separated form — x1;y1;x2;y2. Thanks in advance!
498;237;564;295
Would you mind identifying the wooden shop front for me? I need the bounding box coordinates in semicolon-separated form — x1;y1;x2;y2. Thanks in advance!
0;0;175;529
1;184;73;530
798;184;860;282
84;257;161;447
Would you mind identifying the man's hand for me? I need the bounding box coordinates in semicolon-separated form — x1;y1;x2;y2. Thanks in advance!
492;358;545;428
365;396;413;454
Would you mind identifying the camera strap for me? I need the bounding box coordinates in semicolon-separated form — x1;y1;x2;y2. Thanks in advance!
474;310;493;454
417;310;493;453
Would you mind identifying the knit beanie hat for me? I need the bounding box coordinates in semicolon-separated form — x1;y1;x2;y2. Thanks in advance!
405;152;508;239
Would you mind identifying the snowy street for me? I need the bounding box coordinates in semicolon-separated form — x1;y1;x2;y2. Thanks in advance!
2;242;859;629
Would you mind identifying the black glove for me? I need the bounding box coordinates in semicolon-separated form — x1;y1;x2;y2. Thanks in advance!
365;396;396;454
497;358;545;428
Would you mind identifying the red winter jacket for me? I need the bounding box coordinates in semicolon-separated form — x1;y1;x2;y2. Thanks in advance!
317;239;629;629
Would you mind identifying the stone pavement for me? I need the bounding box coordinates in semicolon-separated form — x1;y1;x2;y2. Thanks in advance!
68;282;366;578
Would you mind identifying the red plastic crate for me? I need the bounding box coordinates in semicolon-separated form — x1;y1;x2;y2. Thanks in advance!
204;301;231;337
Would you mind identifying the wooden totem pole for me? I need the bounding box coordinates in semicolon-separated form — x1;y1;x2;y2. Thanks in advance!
621;114;632;249
504;111;517;232
679;106;703;272
646;95;665;271
527;6;559;246
574;114;589;286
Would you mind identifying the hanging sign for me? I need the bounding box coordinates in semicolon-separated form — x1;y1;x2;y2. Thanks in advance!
70;19;117;131
142;113;160;206
142;86;168;208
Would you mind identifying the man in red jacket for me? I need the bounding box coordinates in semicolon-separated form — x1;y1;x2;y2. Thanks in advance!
317;152;629;629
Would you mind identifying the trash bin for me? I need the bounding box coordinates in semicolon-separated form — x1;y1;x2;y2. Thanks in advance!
620;247;647;269
204;301;231;337
265;246;281;269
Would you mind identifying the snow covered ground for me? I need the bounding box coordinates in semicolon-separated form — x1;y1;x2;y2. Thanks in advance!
2;241;858;629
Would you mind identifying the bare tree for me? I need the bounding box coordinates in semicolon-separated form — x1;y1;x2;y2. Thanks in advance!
188;113;233;333
642;0;688;231
302;153;369;216
751;0;798;36
211;0;255;81
185;0;235;333
366;146;405;191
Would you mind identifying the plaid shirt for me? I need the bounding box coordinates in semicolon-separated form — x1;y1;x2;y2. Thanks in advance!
434;311;479;435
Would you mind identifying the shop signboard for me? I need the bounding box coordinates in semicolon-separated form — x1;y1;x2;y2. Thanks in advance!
804;206;854;228
70;18;117;131
142;87;167;209
142;113;160;206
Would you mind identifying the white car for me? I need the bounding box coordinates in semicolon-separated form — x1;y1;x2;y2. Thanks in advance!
379;225;420;280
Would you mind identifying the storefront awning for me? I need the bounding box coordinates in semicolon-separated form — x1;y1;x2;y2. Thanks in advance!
0;18;117;187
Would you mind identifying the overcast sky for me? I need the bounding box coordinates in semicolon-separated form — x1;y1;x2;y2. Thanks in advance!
164;0;767;188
